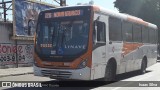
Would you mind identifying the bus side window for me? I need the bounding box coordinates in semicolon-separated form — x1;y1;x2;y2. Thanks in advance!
122;21;133;42
142;26;149;43
96;21;106;42
109;17;122;41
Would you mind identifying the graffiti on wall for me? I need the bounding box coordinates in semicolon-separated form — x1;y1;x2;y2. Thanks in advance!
0;44;33;65
13;0;54;36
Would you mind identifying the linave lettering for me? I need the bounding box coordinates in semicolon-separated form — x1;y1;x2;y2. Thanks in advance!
64;45;86;49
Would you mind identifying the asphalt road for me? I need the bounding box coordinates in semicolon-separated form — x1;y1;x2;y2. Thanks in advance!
0;62;160;90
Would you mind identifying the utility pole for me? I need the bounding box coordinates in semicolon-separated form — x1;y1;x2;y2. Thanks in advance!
0;0;12;22
54;0;66;6
2;0;6;22
60;0;66;6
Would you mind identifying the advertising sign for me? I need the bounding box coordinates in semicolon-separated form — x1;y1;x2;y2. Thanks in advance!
0;43;34;65
13;0;56;39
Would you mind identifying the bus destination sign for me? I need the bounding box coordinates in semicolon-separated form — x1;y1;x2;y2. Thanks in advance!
45;10;83;18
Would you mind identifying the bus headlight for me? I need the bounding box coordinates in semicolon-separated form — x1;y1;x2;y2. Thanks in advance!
78;59;88;69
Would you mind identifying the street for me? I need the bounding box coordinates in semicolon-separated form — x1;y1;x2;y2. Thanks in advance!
0;62;160;90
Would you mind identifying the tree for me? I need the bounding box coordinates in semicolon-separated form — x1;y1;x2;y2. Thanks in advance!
114;0;160;27
114;0;160;55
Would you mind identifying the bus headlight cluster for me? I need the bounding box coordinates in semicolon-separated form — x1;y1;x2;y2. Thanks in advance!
78;59;88;69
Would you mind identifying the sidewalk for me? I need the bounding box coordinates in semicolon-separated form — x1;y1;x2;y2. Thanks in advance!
0;67;33;78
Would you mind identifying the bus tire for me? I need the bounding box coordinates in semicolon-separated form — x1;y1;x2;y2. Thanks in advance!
104;61;116;81
139;59;147;74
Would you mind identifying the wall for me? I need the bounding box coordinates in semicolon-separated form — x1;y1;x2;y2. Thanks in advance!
0;22;34;68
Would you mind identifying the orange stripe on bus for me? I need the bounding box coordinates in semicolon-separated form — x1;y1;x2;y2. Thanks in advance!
71;52;91;68
93;6;100;12
34;53;43;67
34;52;91;69
122;43;143;55
127;17;148;26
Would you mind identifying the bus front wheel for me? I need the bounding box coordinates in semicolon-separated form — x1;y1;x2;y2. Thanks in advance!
104;62;116;81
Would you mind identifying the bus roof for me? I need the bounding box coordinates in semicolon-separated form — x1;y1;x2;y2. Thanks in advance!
92;5;157;30
41;5;158;30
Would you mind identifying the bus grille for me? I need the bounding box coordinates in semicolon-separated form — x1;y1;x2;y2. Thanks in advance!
41;70;72;79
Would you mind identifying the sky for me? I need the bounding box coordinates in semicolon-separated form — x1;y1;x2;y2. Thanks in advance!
46;0;118;11
66;0;118;11
0;0;117;21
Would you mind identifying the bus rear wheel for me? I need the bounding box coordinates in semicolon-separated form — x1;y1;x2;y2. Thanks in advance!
104;62;116;81
139;59;147;74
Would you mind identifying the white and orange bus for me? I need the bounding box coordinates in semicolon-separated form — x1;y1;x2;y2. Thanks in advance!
33;5;158;81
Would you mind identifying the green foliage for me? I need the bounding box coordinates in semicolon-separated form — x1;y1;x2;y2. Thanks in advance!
114;0;160;27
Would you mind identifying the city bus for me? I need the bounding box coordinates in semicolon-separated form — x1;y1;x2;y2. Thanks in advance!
33;5;158;81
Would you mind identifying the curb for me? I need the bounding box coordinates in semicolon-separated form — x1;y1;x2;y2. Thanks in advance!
0;72;34;78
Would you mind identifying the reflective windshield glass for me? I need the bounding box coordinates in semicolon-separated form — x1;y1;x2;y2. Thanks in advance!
36;20;89;56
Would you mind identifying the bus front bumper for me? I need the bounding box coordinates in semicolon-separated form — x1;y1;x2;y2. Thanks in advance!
33;65;91;80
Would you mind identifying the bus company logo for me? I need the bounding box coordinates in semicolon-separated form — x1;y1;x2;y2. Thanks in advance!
2;82;12;87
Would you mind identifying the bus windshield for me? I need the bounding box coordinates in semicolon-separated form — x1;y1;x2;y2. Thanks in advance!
36;19;89;56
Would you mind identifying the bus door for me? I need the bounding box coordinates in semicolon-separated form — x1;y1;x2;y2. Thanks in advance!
92;14;107;79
